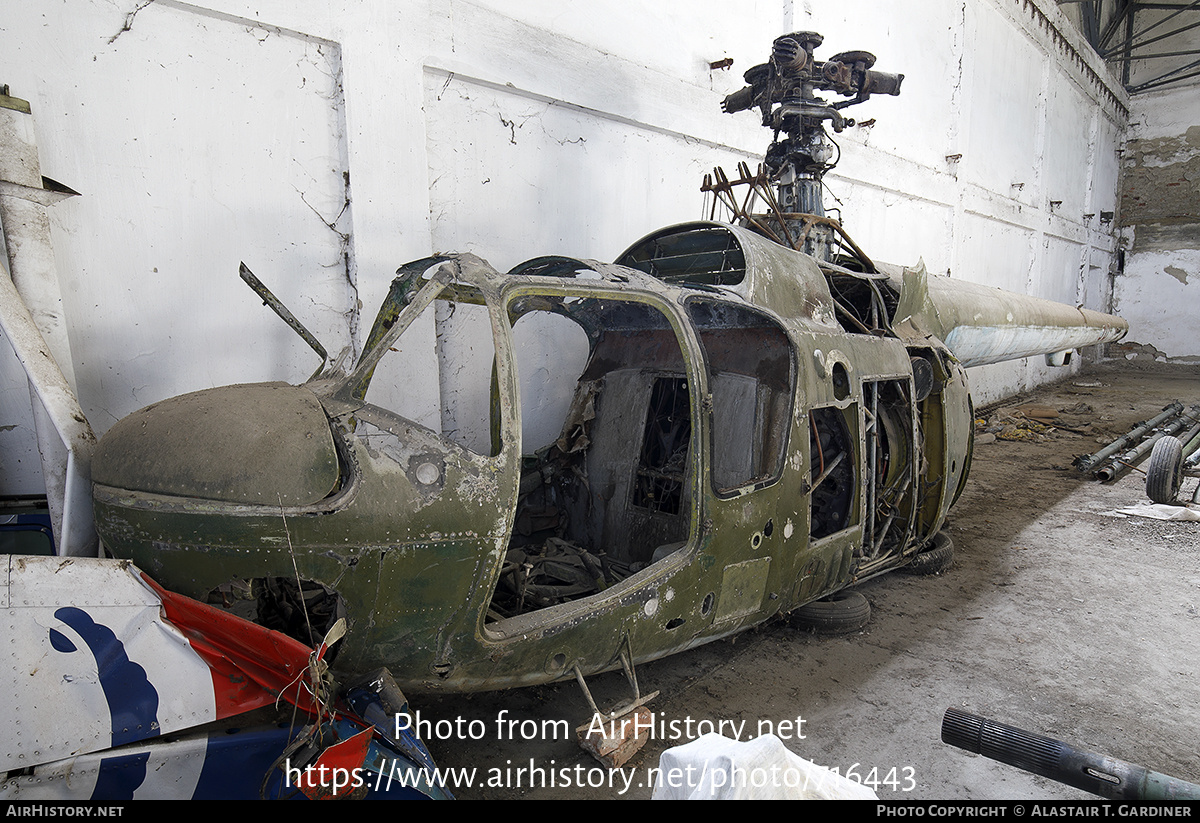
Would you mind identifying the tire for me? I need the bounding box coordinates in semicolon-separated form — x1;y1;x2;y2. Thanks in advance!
902;531;954;576
792;590;871;634
1146;436;1184;504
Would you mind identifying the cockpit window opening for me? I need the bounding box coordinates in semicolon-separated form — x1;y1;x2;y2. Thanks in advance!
616;226;747;287
686;298;796;495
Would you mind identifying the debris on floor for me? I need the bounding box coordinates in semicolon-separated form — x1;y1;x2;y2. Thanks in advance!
975;402;1098;444
1102;501;1200;522
577;706;654;768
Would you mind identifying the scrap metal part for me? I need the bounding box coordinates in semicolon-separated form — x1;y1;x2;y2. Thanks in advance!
942;708;1200;800
0;90;94;557
1075;402;1200;482
0;555;450;800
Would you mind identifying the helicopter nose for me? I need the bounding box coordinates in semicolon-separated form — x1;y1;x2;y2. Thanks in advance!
92;383;341;507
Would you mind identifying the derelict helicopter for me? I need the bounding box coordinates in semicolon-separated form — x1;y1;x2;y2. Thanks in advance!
90;32;1127;703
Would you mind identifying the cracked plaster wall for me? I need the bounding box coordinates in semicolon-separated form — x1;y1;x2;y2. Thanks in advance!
1114;80;1200;363
2;0;1127;494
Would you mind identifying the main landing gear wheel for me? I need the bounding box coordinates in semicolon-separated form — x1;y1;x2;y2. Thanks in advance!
902;531;954;576
1146;436;1184;504
792;590;871;634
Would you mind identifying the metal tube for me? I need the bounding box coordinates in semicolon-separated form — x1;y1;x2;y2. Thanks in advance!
1184;435;1200;470
942;708;1200;800
864;384;877;557
919;274;1128;368
810;450;846;493
1094;405;1200;481
239;263;329;364
1175;421;1200;460
1074;402;1184;474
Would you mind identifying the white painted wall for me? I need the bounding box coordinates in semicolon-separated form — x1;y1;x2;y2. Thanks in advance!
1;0;1130;496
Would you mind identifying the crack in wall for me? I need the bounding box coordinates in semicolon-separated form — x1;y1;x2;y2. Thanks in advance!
296;187;351;248
107;0;158;45
319;41;359;360
498;114;517;145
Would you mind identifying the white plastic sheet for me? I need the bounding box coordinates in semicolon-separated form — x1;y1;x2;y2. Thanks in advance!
1104;502;1200;522
652;733;879;800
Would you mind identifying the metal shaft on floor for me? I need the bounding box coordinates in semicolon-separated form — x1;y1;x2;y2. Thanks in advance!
942;708;1200;800
1074;403;1183;475
1095;404;1200;481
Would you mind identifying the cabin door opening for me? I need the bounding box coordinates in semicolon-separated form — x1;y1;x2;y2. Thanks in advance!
485;293;696;625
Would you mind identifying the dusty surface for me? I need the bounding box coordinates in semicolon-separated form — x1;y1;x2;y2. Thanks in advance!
410;361;1200;800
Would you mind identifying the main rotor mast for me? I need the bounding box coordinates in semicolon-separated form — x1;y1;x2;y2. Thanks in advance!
717;31;904;261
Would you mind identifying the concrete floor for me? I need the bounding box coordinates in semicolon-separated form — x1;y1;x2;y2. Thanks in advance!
415;361;1200;799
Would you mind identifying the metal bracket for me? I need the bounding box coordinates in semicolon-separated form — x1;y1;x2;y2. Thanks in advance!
571;638;659;720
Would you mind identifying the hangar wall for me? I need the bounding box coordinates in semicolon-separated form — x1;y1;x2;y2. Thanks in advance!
1;0;1129;495
1114;74;1200;364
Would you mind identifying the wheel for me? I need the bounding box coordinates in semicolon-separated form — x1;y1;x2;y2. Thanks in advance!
1146;436;1184;504
791;590;871;634
902;531;954;576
